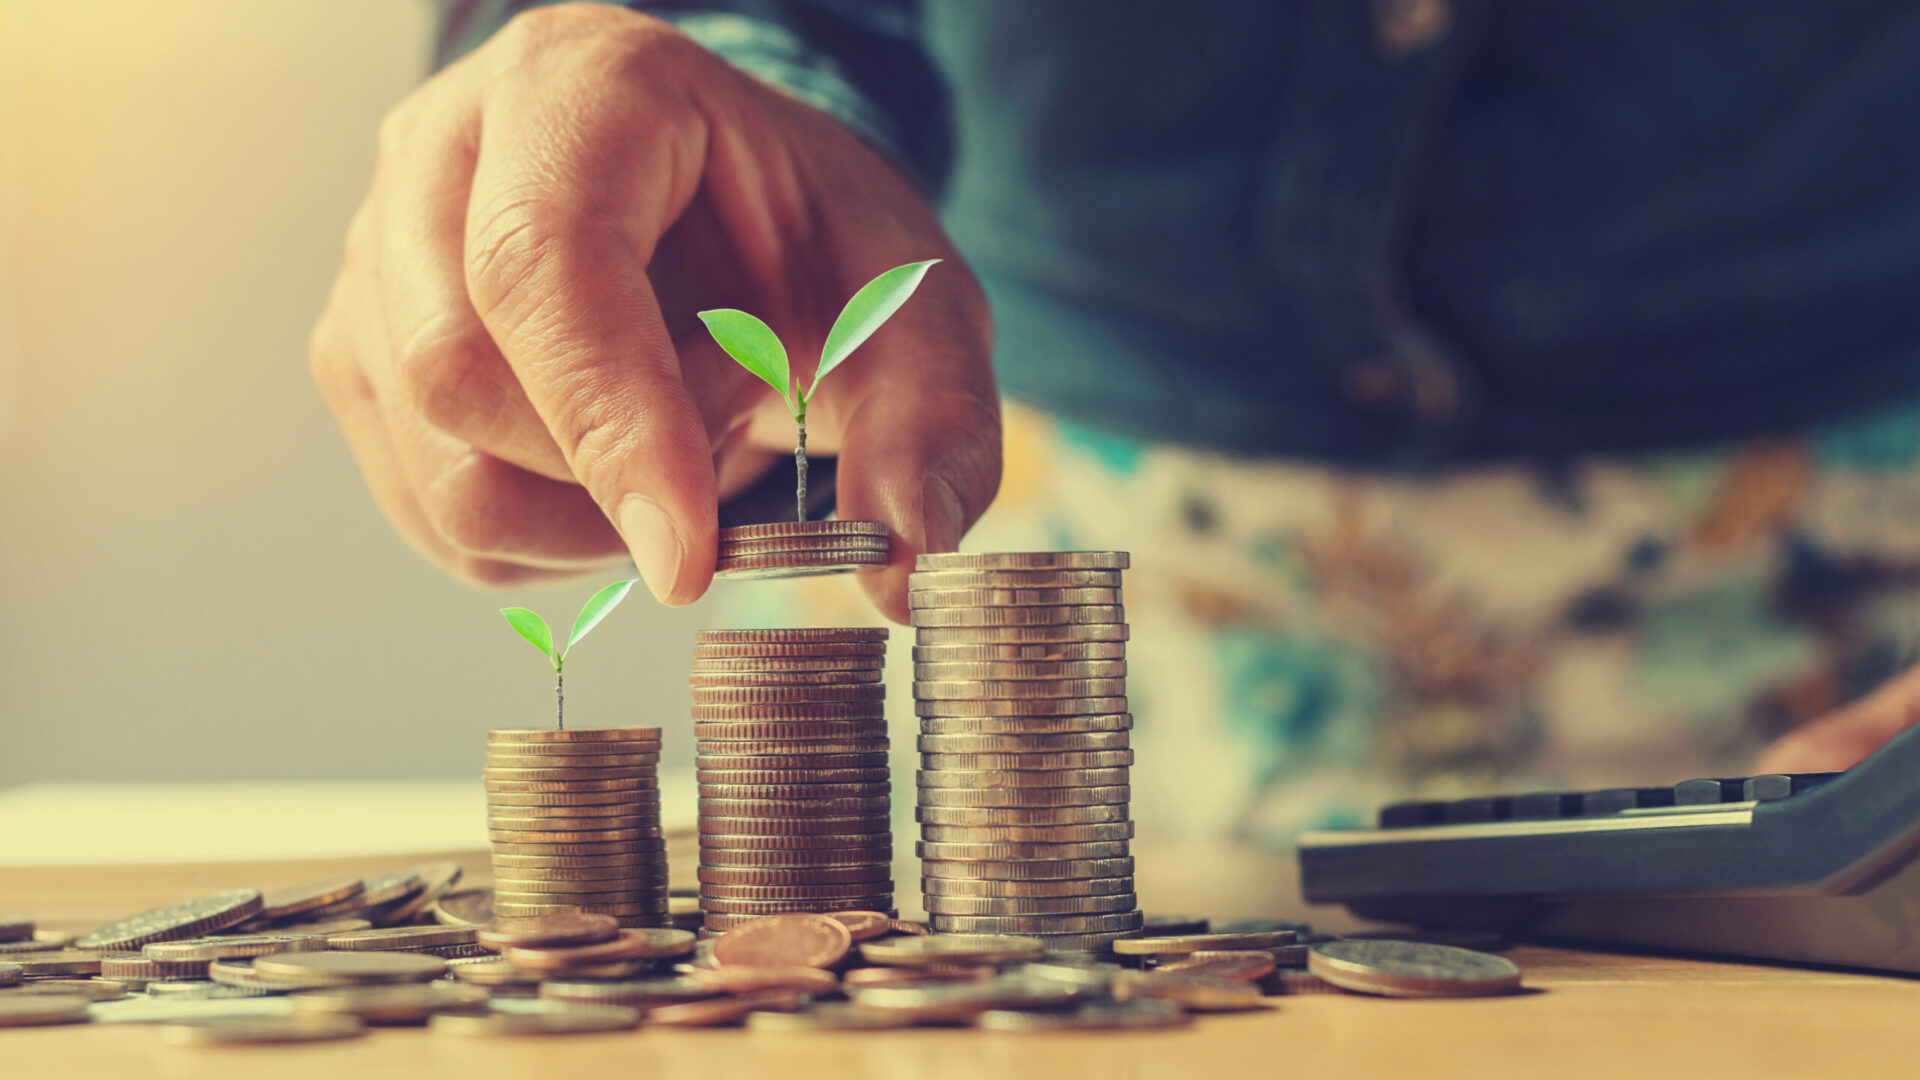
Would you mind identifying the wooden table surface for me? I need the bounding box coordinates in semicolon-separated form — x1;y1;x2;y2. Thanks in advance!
4;846;1916;1080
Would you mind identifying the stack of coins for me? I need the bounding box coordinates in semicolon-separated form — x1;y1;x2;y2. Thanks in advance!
908;552;1142;954
484;728;667;928
692;628;893;932
714;521;891;580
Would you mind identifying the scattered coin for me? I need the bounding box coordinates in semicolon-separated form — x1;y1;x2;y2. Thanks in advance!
289;982;491;1024
158;1014;366;1045
8;951;106;976
326;926;476;951
251;950;447;986
1115;971;1267;1012
649;988;807;1027
745;1003;918;1031
1307;940;1524;998
849;975;1076;1021
0;919;31;944
1156;950;1277;981
0;963;16;987
476;913;619;950
1113;930;1298;956
431;1002;641;1036
143;933;324;961
976;998;1190;1031
74;889;263;951
712;914;853;969
859;934;1046;967
683;966;839;994
539;977;718;1007
259;876;363;922
504;929;695;970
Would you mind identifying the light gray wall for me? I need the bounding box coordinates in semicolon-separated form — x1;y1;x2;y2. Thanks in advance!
0;0;709;783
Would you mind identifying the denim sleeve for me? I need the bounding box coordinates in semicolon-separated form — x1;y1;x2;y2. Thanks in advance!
430;0;951;197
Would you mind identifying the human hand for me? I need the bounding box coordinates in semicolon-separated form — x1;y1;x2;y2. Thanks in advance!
1754;662;1920;773
309;3;999;620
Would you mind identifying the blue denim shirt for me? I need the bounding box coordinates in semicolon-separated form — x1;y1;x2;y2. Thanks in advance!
437;0;1920;467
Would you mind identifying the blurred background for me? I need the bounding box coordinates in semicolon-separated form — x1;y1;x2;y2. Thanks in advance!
0;0;710;785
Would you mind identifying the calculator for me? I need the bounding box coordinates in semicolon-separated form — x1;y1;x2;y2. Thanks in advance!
1296;722;1920;973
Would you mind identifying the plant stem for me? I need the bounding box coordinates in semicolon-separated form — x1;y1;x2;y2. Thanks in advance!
555;667;564;731
794;416;809;523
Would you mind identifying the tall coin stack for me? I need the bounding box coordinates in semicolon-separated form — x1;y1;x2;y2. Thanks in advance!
692;628;894;932
484;728;667;927
908;551;1143;955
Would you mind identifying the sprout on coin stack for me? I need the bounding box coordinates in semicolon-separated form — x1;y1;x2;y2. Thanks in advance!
696;260;941;579
690;628;895;932
907;551;1143;954
484;728;669;928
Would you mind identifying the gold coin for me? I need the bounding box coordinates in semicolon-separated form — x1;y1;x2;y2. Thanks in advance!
928;911;1144;935
74;889;263;951
690;684;884;705
923;892;1139;916
288;982;491;1024
483;753;659;769
693;641;887;659
921;857;1134;881
481;767;657;782
918;821;1134;844
916;840;1130;861
483;778;656;793
908;568;1123;590
690;656;884;673
688;669;883;687
487;727;664;744
719;536;891;556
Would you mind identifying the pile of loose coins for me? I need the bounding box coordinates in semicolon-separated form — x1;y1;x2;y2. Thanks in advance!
714;520;891;580
907;551;1143;953
0;895;1525;1039
691;628;895;930
485;728;668;927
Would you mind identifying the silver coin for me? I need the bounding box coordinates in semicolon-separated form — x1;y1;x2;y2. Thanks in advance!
921;875;1135;899
912;552;1129;572
917;821;1134;843
910;605;1124;628
918;713;1133;735
923;892;1139;916
916;769;1129;791
908;587;1123;608
912;640;1127;662
976;998;1189;1031
916;785;1130;808
908;569;1123;591
921;857;1134;881
916;804;1130;827
915;624;1129;645
916;840;1130;861
914;697;1130;718
927;911;1143;935
1306;940;1523;997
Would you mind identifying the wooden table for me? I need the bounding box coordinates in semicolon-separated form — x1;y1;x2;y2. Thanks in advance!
4;847;1915;1080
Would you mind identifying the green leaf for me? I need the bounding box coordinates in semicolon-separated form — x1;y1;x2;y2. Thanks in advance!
562;579;637;662
809;259;941;401
500;608;556;668
697;309;792;408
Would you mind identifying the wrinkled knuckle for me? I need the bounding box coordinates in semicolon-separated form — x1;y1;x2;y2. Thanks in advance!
394;319;497;430
463;194;575;323
420;454;515;557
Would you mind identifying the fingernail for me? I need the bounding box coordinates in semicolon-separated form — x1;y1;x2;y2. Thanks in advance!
921;475;966;554
618;494;684;604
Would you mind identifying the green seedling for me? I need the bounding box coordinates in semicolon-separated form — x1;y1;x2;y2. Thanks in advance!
697;259;941;522
499;579;637;729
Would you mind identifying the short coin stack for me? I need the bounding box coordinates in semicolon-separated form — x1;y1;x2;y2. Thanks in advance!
714;521;891;580
692;628;894;931
484;728;667;928
908;551;1142;954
